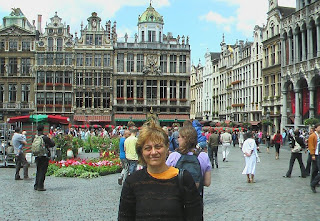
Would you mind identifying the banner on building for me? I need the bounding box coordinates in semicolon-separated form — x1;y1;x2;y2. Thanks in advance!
302;88;309;116
290;90;295;114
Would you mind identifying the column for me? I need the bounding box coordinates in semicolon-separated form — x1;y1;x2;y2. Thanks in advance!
294;89;301;128
281;35;286;66
124;53;127;73
316;21;320;57
143;79;147;105
309;87;315;119
293;30;299;63
288;33;292;65
281;90;287;130
114;52;117;73
301;27;306;61
157;80;160;105
307;25;313;59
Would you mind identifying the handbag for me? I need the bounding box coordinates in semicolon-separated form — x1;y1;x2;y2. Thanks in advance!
291;138;302;153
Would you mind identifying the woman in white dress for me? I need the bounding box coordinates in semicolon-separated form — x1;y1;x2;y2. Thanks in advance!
242;131;259;183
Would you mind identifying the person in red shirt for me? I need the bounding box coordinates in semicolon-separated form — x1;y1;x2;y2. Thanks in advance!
273;130;283;160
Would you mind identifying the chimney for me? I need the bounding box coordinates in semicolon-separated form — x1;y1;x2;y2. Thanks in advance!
37;14;42;33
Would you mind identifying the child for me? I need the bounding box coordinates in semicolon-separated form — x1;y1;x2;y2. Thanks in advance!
18;130;27;153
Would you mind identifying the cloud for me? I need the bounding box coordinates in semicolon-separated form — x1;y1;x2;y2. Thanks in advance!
0;0;170;34
205;0;295;36
200;11;235;33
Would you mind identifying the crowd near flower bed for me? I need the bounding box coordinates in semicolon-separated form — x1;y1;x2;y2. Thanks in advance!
46;157;122;179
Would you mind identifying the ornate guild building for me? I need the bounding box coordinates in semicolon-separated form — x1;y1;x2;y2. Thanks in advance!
0;8;36;121
112;3;191;125
280;0;320;129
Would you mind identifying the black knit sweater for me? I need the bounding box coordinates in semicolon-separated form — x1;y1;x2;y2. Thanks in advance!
118;168;203;221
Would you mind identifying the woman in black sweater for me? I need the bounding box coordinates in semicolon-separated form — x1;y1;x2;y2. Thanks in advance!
118;121;203;221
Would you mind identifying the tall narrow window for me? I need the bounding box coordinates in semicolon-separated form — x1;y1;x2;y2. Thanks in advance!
95;34;102;45
21;84;30;103
160;55;167;73
94;92;101;108
76;72;83;86
179;55;186;73
85;72;92;86
271;45;275;65
0;85;3;103
85;92;92;108
9;40;17;51
137;80;144;98
141;31;145;42
37;93;45;105
21;58;31;75
65;53;72;65
103;73;110;86
147;80;157;99
55;72;63;84
264;76;269;97
46;71;53;83
170;55;177;73
127;53;134;72
117;79;124;98
117;53;124;72
65;71;72;84
22;41;30;51
46;93;54;105
37;71;45;83
8;58;17;75
76;92;83;107
57;38;63;51
86;34;93;45
127;79;134;98
103;92;110;108
85;54;92;66
48;38;54;51
65;93;72;105
148;31;156;42
180;81;186;99
55;93;63;105
94;54;102;67
160;80;167;99
76;53;83;66
136;54;144;72
37;53;45;65
170;80;176;99
94;72;100;86
0;58;5;75
103;54;111;67
47;53;54;65
56;53;64;65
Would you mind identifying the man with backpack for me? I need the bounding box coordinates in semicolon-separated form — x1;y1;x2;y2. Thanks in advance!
12;127;29;180
166;126;211;197
32;124;55;191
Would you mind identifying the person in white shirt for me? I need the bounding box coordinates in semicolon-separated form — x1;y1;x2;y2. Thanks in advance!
220;129;232;162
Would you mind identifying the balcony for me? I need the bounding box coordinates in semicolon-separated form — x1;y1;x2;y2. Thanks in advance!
2;102;33;110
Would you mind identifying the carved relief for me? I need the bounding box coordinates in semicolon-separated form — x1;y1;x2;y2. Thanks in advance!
142;54;162;75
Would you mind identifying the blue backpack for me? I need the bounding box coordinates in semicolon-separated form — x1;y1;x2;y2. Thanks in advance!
176;153;203;195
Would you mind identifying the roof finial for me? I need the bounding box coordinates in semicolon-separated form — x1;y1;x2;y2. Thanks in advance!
222;33;225;42
150;0;152;6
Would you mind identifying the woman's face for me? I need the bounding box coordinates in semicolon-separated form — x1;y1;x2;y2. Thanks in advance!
178;133;185;147
142;139;168;167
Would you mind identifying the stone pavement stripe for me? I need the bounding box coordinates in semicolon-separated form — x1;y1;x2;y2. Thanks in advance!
0;144;319;221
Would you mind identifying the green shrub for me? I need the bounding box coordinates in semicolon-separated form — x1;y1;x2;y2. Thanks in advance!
46;164;60;176
53;167;76;177
79;172;99;179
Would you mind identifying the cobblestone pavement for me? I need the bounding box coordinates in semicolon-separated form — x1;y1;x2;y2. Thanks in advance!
0;145;319;221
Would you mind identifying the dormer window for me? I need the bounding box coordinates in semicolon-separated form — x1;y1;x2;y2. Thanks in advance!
86;34;93;45
48;29;53;35
58;28;63;35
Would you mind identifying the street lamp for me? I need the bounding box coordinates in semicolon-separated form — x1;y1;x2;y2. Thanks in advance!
266;108;271;133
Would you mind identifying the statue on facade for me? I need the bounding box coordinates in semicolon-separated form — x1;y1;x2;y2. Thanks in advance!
146;107;159;125
134;33;138;43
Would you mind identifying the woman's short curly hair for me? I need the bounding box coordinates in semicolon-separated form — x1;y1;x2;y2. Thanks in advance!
177;126;198;154
136;121;169;166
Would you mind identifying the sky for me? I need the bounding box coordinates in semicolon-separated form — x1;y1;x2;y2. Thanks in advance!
0;0;296;64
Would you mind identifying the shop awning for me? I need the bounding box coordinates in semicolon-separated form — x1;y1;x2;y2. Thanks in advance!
249;121;261;126
73;115;111;122
158;114;189;122
114;114;146;122
7;115;70;125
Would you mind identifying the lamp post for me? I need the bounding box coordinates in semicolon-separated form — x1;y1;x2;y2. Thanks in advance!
266;108;271;134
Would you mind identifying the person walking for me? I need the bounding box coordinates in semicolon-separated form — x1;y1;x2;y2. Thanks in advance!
118;130;130;185
242;131;259;183
124;127;138;175
220;129;232;162
266;132;271;153
305;127;314;176
273;130;283;160
238;130;244;149
207;130;219;168
118;121;203;220
309;123;320;193
12;127;29;180
166;126;211;198
283;129;307;178
34;124;55;191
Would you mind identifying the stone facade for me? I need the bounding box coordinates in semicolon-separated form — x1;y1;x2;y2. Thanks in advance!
0;8;36;122
280;0;320;129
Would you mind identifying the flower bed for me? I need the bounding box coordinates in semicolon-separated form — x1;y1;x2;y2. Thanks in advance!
46;158;121;178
